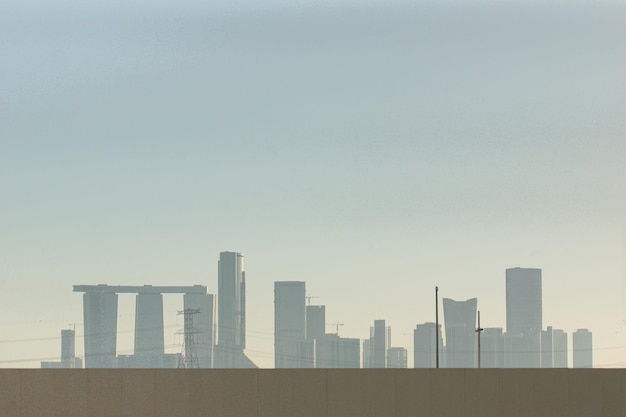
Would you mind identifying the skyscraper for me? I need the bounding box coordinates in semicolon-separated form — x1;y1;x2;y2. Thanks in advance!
552;329;568;368
443;297;477;368
481;328;504;368
134;293;164;367
274;281;307;368
363;320;390;368
506;267;542;335
541;326;553;368
303;305;325;368
372;319;387;368
83;288;118;368
505;267;542;368
184;292;215;368
306;305;325;341
218;251;246;349
75;284;210;368
413;322;443;368
573;328;593;368
215;251;256;368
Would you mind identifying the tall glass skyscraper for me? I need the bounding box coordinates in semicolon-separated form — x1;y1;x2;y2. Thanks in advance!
274;281;307;368
443;297;477;368
506;267;542;335
505;267;542;368
83;289;118;368
306;305;325;341
184;292;215;368
218;251;246;349
134;293;164;367
215;251;256;368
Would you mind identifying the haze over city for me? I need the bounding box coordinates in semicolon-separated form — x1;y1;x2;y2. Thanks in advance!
1;0;625;369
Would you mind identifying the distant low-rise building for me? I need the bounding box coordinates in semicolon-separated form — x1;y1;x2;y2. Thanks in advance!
481;328;504;368
316;334;360;368
552;329;568;368
573;329;592;368
413;322;443;368
41;329;82;369
387;347;407;368
541;327;554;368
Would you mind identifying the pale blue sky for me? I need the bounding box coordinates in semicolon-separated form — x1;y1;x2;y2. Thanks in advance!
1;0;625;367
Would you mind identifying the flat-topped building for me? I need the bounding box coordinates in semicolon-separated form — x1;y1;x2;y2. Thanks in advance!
73;284;207;294
214;251;257;368
74;283;211;368
505;268;542;335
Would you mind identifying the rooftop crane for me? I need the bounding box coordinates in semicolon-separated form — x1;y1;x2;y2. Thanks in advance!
306;295;320;305
327;322;344;336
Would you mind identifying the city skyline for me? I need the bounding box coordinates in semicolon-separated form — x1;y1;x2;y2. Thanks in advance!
2;0;625;369
33;257;596;369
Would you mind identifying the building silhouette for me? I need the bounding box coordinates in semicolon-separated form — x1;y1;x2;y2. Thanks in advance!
60;329;80;368
274;281;307;368
81;288;118;368
552;328;568;368
306;305;325;342
134;293;164;367
305;305;325;368
215;251;256;368
183;292;215;368
506;267;542;334
41;329;82;369
504;331;540;368
481;328;504;368
74;284;210;368
413;322;443;368
363;320;390;368
573;328;593;368
362;334;372;368
541;326;553;368
217;251;245;349
315;334;360;368
443;297;477;368
387;347;407;368
505;267;542;367
371;319;387;368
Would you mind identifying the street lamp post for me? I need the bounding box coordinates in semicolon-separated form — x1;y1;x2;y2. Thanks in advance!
476;310;484;368
435;286;439;369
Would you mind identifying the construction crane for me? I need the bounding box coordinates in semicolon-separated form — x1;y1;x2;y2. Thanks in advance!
306;295;320;305
327;322;344;335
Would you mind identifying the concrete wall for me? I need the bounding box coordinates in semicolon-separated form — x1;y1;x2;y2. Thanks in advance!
0;369;624;417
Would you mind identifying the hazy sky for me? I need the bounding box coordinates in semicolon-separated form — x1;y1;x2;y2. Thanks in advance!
1;0;625;368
